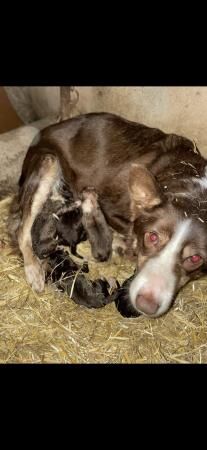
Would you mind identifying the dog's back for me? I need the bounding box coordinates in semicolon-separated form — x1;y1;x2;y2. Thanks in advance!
19;112;197;234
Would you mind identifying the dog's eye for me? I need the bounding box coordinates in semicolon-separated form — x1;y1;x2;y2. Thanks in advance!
144;231;159;247
190;255;202;264
190;255;202;263
149;232;158;243
183;254;203;271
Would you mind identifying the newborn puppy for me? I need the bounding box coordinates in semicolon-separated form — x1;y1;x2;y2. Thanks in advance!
46;249;139;315
32;198;87;260
55;203;87;259
32;198;62;259
46;248;89;279
81;187;113;262
110;273;141;318
46;249;116;308
32;187;113;263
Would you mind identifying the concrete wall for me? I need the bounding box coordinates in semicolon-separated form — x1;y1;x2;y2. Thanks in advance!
2;86;207;198
4;87;207;157
5;87;60;123
73;87;207;156
0;117;58;198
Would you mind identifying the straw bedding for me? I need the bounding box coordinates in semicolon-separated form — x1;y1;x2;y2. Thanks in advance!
0;196;207;364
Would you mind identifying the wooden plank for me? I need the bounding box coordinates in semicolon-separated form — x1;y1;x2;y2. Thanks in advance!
0;87;23;134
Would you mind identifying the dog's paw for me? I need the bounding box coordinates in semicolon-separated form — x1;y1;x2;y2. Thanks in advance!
25;259;45;292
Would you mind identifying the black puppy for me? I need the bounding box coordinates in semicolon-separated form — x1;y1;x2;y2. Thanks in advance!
32;198;87;260
32;189;138;316
32;187;113;262
46;249;140;316
46;249;116;309
55;203;87;258
110;274;141;318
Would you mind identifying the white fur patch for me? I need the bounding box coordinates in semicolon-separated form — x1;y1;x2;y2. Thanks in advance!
30;131;41;147
193;166;207;189
129;220;191;317
18;157;59;293
50;179;65;203
82;198;93;214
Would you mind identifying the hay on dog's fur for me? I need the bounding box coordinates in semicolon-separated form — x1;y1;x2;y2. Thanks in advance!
0;196;207;363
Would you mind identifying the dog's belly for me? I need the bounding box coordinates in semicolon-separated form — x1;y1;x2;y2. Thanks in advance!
78;181;132;235
65;164;133;235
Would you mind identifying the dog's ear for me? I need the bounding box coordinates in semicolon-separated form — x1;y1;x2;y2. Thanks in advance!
129;163;162;216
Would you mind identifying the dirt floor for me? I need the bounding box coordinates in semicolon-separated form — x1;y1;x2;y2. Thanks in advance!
0;196;207;364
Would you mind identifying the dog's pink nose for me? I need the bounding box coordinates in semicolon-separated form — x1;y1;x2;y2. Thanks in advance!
135;291;159;315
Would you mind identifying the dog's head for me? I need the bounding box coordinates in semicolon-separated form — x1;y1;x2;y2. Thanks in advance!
128;163;207;317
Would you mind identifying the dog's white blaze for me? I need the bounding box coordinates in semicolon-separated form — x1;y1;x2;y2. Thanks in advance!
129;220;191;317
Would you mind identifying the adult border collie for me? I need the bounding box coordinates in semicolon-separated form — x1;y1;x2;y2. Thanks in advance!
9;112;207;318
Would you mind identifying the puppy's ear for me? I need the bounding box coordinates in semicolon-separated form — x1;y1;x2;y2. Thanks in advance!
129;163;162;216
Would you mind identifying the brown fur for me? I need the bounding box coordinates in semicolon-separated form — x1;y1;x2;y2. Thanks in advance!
10;112;207;297
81;187;113;261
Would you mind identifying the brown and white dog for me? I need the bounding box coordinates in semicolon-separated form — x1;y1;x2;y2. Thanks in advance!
9;112;207;318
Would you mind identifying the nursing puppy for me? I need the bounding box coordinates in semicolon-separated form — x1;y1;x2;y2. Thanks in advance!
32;198;87;260
9;187;115;309
11;112;207;318
31;186;112;262
46;249;116;309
